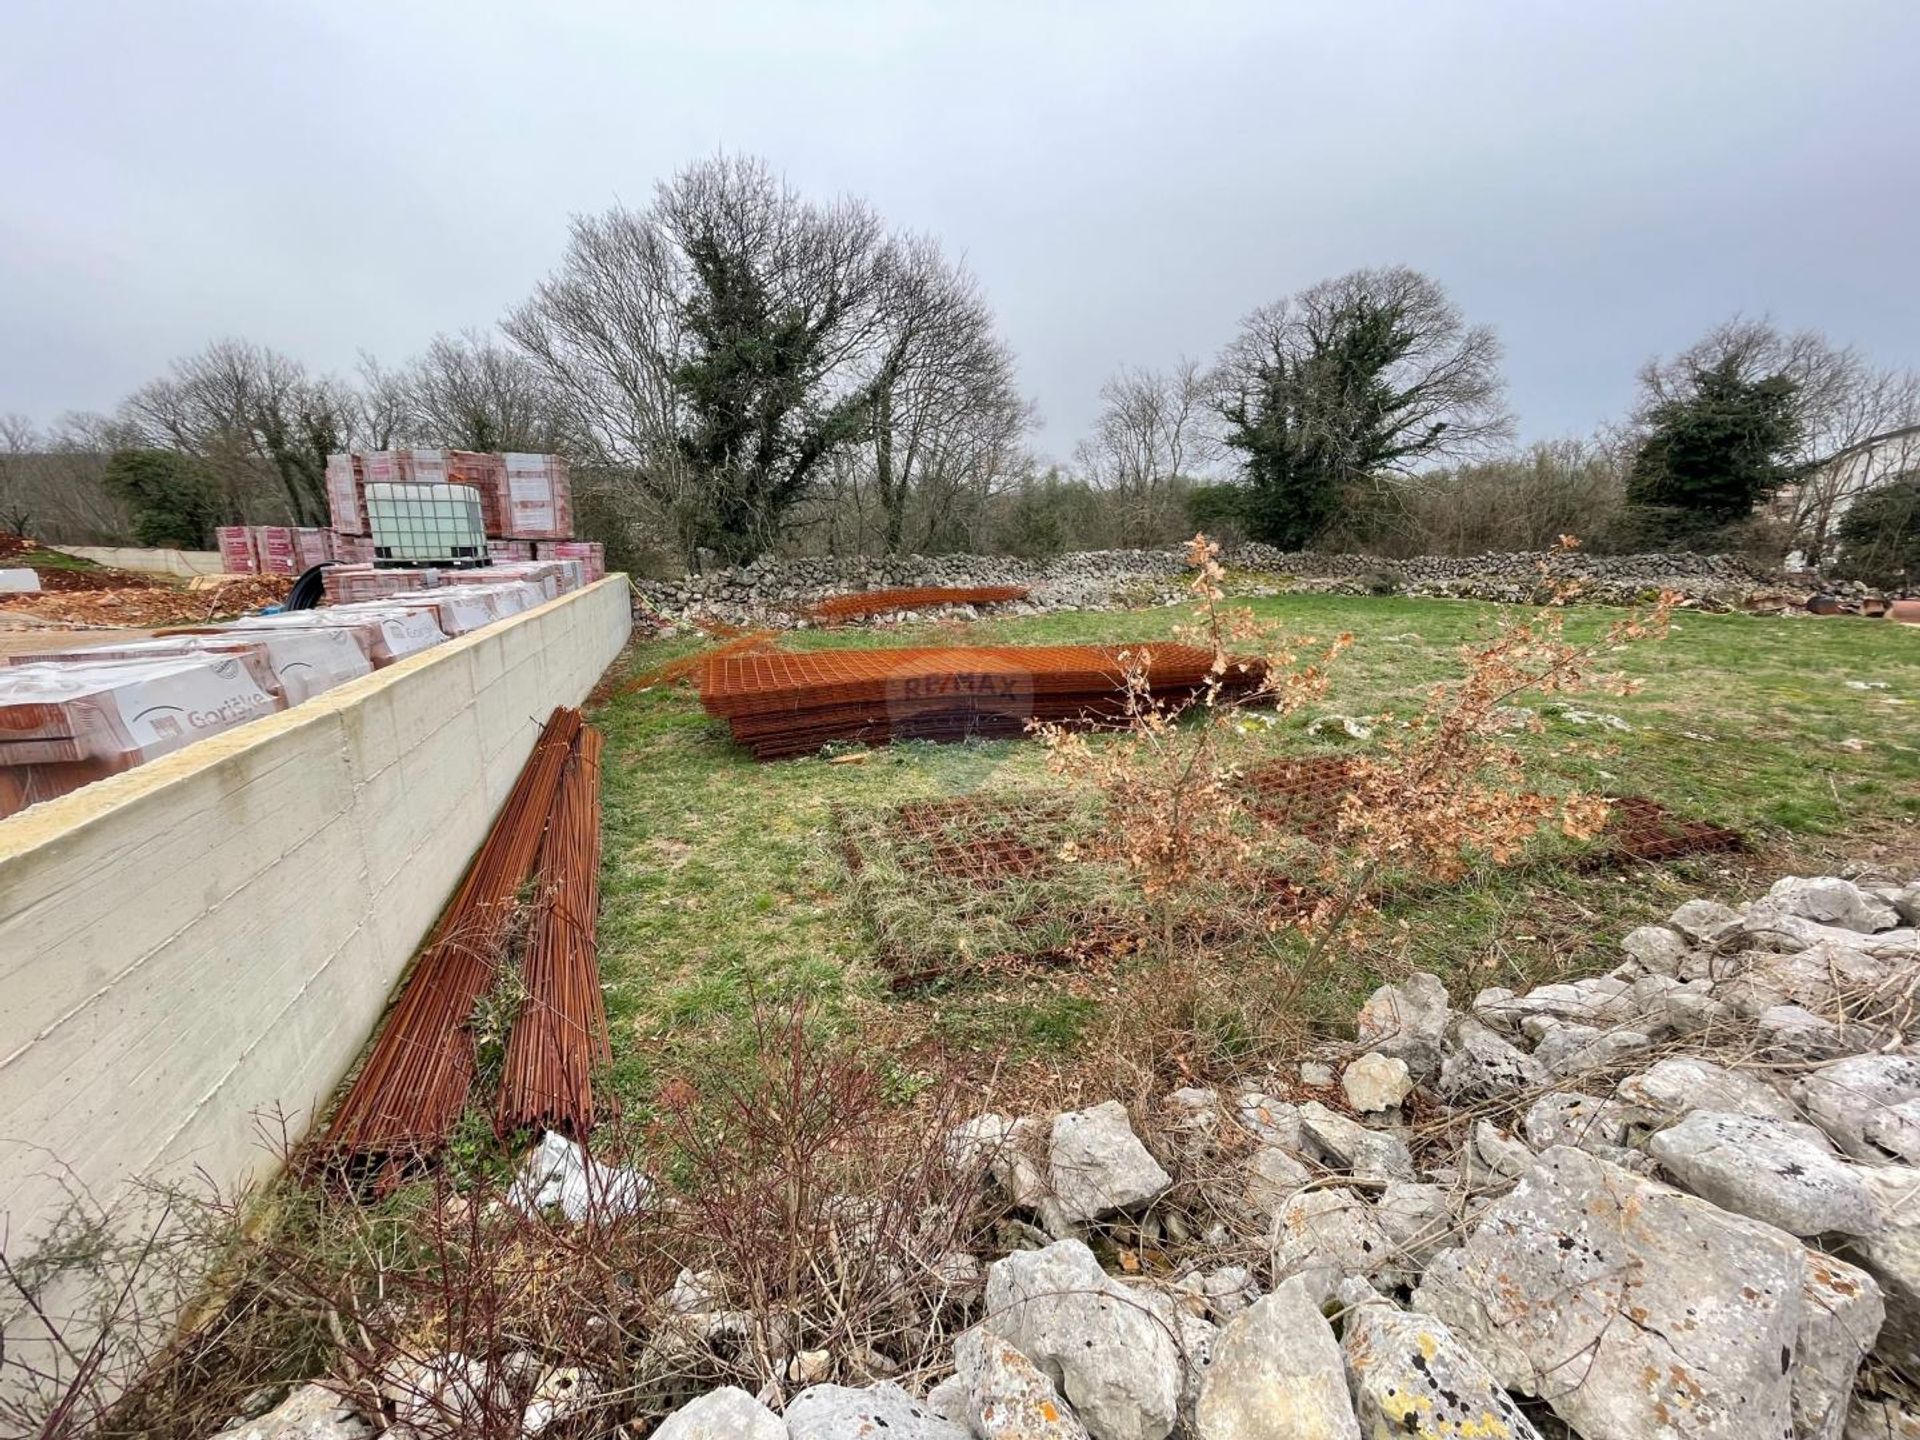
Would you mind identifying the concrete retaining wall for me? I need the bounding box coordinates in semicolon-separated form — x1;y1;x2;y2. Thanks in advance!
0;577;630;1273
61;544;226;577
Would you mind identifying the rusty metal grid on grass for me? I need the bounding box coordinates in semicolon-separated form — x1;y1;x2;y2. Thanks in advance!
834;790;1125;987
698;642;1266;760
1596;795;1745;864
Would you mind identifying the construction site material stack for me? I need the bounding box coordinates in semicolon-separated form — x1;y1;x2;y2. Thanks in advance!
698;642;1267;760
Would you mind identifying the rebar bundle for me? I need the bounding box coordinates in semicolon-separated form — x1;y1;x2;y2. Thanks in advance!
320;706;582;1165
698;642;1265;760
498;725;610;1135
808;585;1029;622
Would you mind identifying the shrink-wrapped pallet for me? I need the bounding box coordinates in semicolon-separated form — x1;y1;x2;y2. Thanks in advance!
0;656;283;767
216;526;258;574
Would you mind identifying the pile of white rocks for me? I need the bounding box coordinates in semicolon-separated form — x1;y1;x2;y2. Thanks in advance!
230;866;1920;1439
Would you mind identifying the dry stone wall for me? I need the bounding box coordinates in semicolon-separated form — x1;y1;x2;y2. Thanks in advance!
633;546;1782;626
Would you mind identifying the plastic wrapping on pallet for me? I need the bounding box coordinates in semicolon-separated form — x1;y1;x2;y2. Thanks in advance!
4;630;373;707
534;540;604;584
326;453;367;534
254;526;297;576
501;453;573;539
322;563;446;605
230;606;447;667
441;561;569;601
0;656;283;767
445;450;509;534
216;526;258;574
293;527;334;570
380;587;503;637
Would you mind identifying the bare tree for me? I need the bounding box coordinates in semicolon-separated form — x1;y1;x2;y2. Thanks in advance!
352;354;414;451
862;236;1031;553
507;157;879;563
1074;360;1218;545
0;414;37;535
1214;267;1511;548
121;340;349;526
392;330;576;453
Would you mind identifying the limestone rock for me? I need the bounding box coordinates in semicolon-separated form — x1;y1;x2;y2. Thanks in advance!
1341;1303;1542;1440
1193;1278;1359;1440
379;1355;509;1433
1848;1166;1920;1369
209;1384;372;1440
1757;1003;1876;1062
1413;1146;1820;1440
1621;923;1691;975
1339;1053;1412;1113
652;1386;788;1440
1528;1018;1653;1077
1470;1121;1534;1181
1767;875;1902;933
1519;1091;1630;1153
1847;1395;1920;1439
1669;897;1743;945
1355;972;1451;1079
1615;1055;1798;1125
1437;1018;1546;1102
1270;1187;1400;1291
952;1328;1089;1438
1796;1252;1885;1440
1297;1102;1415;1181
1794;1055;1920;1163
1233;1092;1304;1149
1374;1182;1453;1266
786;1382;969;1439
1048;1101;1172;1226
951;1114;1049;1208
1648;1109;1879;1237
982;1239;1183;1440
1242;1144;1312;1220
521;1366;599;1434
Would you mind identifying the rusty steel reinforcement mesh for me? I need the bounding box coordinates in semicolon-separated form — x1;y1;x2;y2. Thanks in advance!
697;643;1267;759
808;585;1030;622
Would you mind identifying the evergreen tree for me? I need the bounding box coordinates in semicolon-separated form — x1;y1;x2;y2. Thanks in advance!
1627;357;1803;525
1833;472;1920;589
1217;268;1507;549
101;448;223;549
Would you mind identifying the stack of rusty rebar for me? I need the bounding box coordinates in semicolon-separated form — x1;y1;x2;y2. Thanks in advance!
498;724;609;1133
699;642;1266;760
320;704;610;1173
808;585;1029;623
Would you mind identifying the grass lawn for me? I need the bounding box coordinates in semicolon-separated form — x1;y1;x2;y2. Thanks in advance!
587;592;1920;1112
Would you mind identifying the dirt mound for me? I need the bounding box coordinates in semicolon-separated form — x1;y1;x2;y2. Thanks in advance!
0;574;292;627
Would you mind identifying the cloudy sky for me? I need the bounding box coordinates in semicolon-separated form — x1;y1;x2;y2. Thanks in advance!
4;1;1916;458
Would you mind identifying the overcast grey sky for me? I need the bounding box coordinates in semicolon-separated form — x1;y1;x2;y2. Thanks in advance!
3;1;1916;459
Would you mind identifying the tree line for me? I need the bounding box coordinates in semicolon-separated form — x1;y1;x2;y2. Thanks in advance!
3;154;1916;587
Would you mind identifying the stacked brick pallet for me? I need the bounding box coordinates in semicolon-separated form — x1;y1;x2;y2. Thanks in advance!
216;525;337;576
215;452;604;582
1;560;595;820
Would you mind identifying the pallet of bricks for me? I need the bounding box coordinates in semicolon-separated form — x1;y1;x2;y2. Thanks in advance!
323;450;601;583
216;525;336;575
